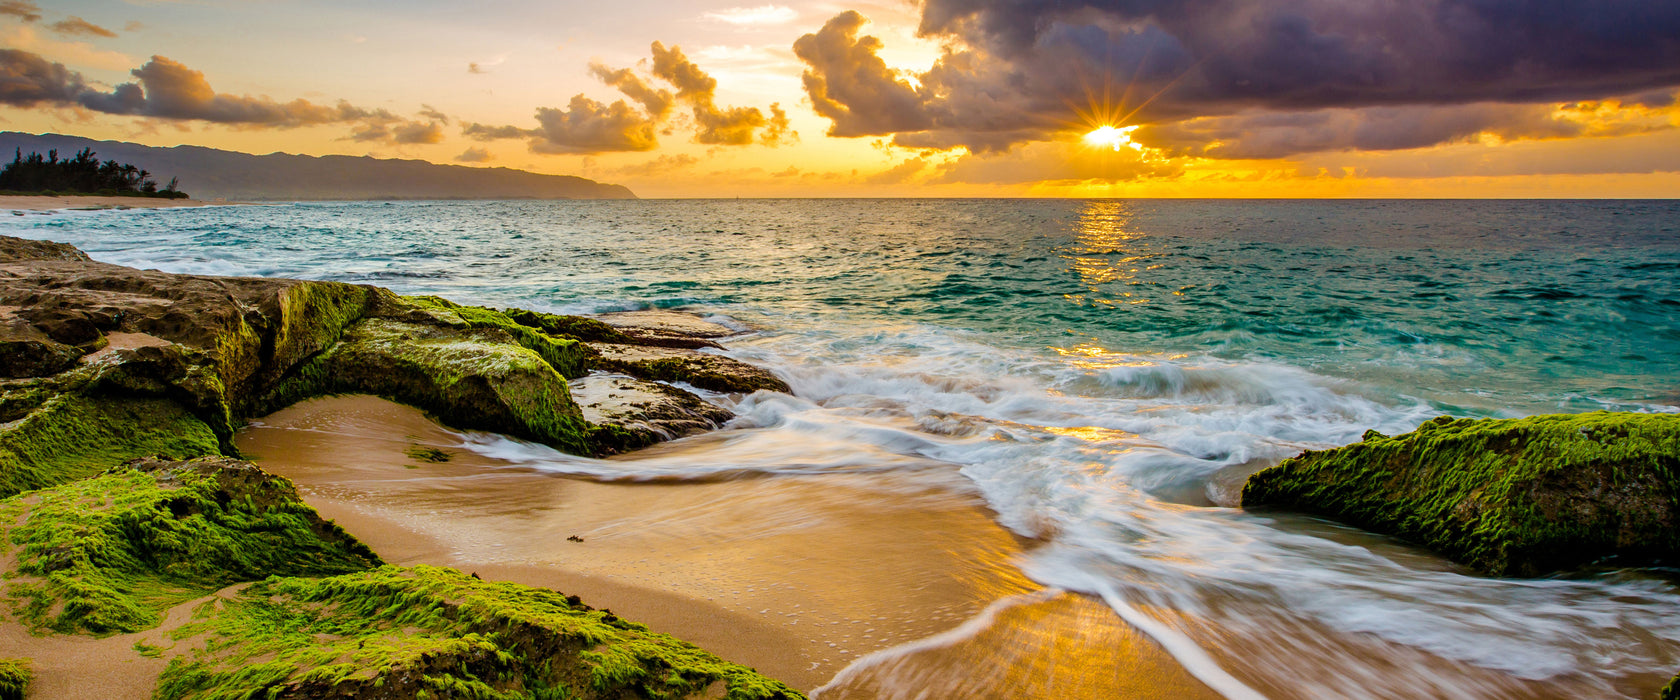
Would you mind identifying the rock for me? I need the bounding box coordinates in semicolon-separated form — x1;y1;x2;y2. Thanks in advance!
1242;412;1680;577
0;456;381;634
1664;674;1678;700
0;235;788;493
592;343;791;394
155;565;805;700
571;373;735;452
0;236;89;263
594;309;739;349
257;317;592;455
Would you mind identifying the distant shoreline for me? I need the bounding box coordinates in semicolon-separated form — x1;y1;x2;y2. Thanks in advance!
0;194;237;211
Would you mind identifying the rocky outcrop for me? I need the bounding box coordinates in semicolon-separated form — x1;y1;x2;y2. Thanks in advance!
0;235;789;496
0;235;806;697
0;456;380;635
572;373;736;451
156;565;803;700
1242;412;1680;577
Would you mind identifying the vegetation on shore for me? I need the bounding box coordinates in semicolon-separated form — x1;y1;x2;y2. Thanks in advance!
0;148;187;199
1243;412;1680;577
158;565;803;700
0;457;379;635
0;659;29;700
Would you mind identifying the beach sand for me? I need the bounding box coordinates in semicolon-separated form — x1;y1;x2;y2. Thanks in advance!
0;195;229;211
236;395;1222;696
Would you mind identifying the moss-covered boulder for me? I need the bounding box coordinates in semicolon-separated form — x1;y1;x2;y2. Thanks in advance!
0;456;380;635
1242;412;1680;576
259;316;593;455
1662;674;1678;700
0;658;29;700
157;565;804;700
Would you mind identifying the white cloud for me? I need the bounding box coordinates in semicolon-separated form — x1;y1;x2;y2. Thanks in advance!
702;5;798;26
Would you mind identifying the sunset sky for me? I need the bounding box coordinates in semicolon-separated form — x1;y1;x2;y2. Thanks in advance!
3;0;1678;198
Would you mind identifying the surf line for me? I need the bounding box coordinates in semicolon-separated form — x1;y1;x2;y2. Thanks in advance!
1094;583;1268;700
811;585;1266;700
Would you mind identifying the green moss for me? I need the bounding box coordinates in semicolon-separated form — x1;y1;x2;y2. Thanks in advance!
0;658;29;700
396;297;590;380
404;446;451;463
0;457;380;635
502;309;632;345
0;393;221;499
158;565;804;700
259;319;592;456
1663;674;1678;700
1243;412;1680;576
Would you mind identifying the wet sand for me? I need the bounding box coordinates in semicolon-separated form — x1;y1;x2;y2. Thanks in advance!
0;195;231;211
237;395;1221;696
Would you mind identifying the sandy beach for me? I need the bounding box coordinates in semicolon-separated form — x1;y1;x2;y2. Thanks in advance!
235;395;1221;697
0;195;228;211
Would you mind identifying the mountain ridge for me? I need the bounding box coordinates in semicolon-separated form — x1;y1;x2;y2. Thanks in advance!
0;132;634;201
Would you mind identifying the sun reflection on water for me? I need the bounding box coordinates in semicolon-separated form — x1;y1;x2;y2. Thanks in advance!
1061;201;1160;308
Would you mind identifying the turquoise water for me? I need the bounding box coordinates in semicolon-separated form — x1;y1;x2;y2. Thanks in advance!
7;199;1680;697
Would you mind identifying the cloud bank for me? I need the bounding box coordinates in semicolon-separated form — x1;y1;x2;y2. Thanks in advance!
794;1;1680;158
465;41;792;155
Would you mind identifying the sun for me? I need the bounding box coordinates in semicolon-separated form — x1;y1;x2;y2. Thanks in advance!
1084;125;1142;152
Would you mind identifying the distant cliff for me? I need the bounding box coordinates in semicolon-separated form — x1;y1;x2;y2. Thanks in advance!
0;133;635;201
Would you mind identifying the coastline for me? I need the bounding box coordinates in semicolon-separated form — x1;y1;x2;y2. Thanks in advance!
236;394;1221;696
0;195;235;211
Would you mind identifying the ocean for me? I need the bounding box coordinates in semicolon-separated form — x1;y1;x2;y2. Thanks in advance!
7;199;1679;697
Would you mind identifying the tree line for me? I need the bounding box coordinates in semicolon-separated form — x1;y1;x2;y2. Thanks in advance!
0;148;188;199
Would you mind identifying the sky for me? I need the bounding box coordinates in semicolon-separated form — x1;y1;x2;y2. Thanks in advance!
2;0;1678;198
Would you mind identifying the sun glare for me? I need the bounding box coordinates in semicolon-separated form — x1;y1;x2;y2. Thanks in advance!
1084;125;1142;152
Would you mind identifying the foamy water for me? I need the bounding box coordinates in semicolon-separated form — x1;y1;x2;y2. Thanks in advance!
7;199;1679;697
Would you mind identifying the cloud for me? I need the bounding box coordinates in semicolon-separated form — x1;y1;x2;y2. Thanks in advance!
417;104;450;125
934;140;1181;184
792;11;930;138
467;53;508;75
349;119;443;145
863;157;927;184
793;3;1680;157
0;1;39;23
0;48;451;149
455;147;494;163
49;16;115;38
0;48;88;107
467;40;792;155
608;153;700;177
649;41;789;145
527;95;660;154
703;5;799;26
590;62;674;118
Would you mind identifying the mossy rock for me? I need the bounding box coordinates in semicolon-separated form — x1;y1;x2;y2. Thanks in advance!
1662;674;1678;700
0;393;220;499
158;565;805;700
259;317;592;455
1242;412;1680;576
0;456;380;635
0;659;29;700
399;296;593;379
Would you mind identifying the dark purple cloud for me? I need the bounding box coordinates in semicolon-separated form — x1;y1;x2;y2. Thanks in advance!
797;0;1680;156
